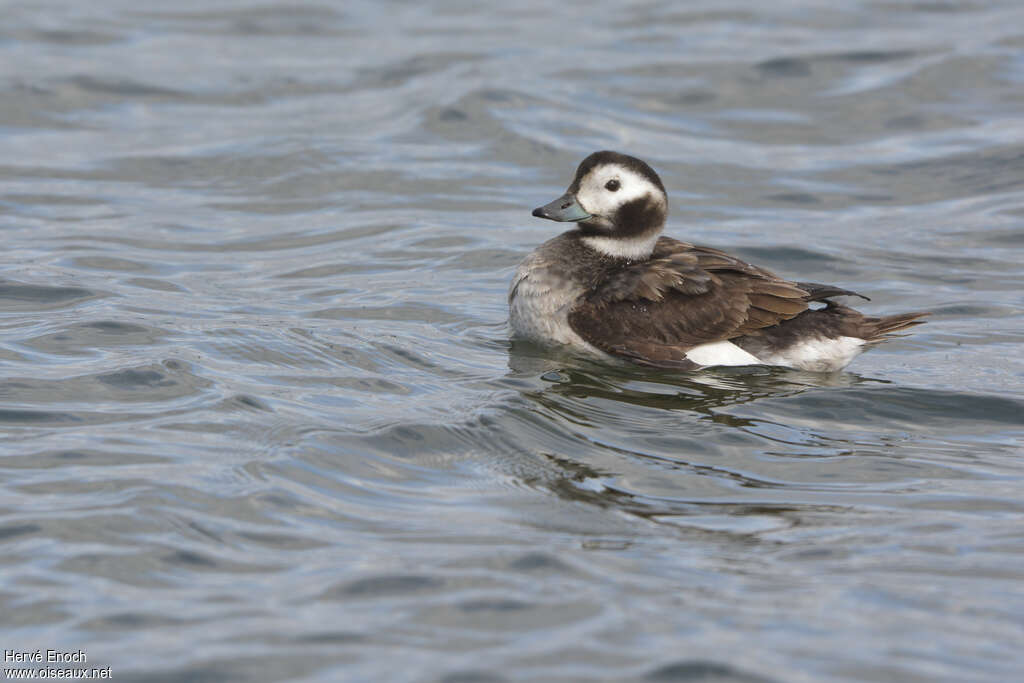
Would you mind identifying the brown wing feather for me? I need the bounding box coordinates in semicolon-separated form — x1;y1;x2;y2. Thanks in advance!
568;237;810;365
747;293;807;315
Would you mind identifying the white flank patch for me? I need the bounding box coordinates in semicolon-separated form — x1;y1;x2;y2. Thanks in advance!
581;233;661;260
756;335;866;372
684;341;763;367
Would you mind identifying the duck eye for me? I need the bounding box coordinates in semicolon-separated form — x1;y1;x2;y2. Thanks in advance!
605;179;620;192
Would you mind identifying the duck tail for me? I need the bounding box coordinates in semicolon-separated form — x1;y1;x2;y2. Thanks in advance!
858;310;930;345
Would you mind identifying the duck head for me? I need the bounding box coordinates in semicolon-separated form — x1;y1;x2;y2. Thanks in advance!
532;151;668;260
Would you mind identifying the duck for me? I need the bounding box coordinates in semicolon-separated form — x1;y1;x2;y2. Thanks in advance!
509;151;927;372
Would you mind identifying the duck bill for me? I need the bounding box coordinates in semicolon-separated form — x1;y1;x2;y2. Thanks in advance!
531;193;592;222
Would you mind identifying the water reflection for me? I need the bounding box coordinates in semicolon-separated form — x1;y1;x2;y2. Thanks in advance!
503;345;897;538
509;340;874;422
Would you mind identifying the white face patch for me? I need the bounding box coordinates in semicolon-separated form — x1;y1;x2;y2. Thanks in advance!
574;163;665;231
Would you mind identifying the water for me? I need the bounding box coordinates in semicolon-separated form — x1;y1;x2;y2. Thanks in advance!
1;1;1023;681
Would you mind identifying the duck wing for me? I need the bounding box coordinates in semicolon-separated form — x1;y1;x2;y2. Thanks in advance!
567;237;810;367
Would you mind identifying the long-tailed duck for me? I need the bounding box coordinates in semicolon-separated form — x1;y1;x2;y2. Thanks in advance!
509;151;927;372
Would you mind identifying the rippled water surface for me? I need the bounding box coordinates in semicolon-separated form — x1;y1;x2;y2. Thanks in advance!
2;1;1023;681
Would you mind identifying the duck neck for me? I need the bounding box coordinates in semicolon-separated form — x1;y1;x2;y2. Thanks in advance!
579;230;661;261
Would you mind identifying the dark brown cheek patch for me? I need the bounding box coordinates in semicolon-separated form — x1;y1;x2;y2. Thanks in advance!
614;196;666;238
